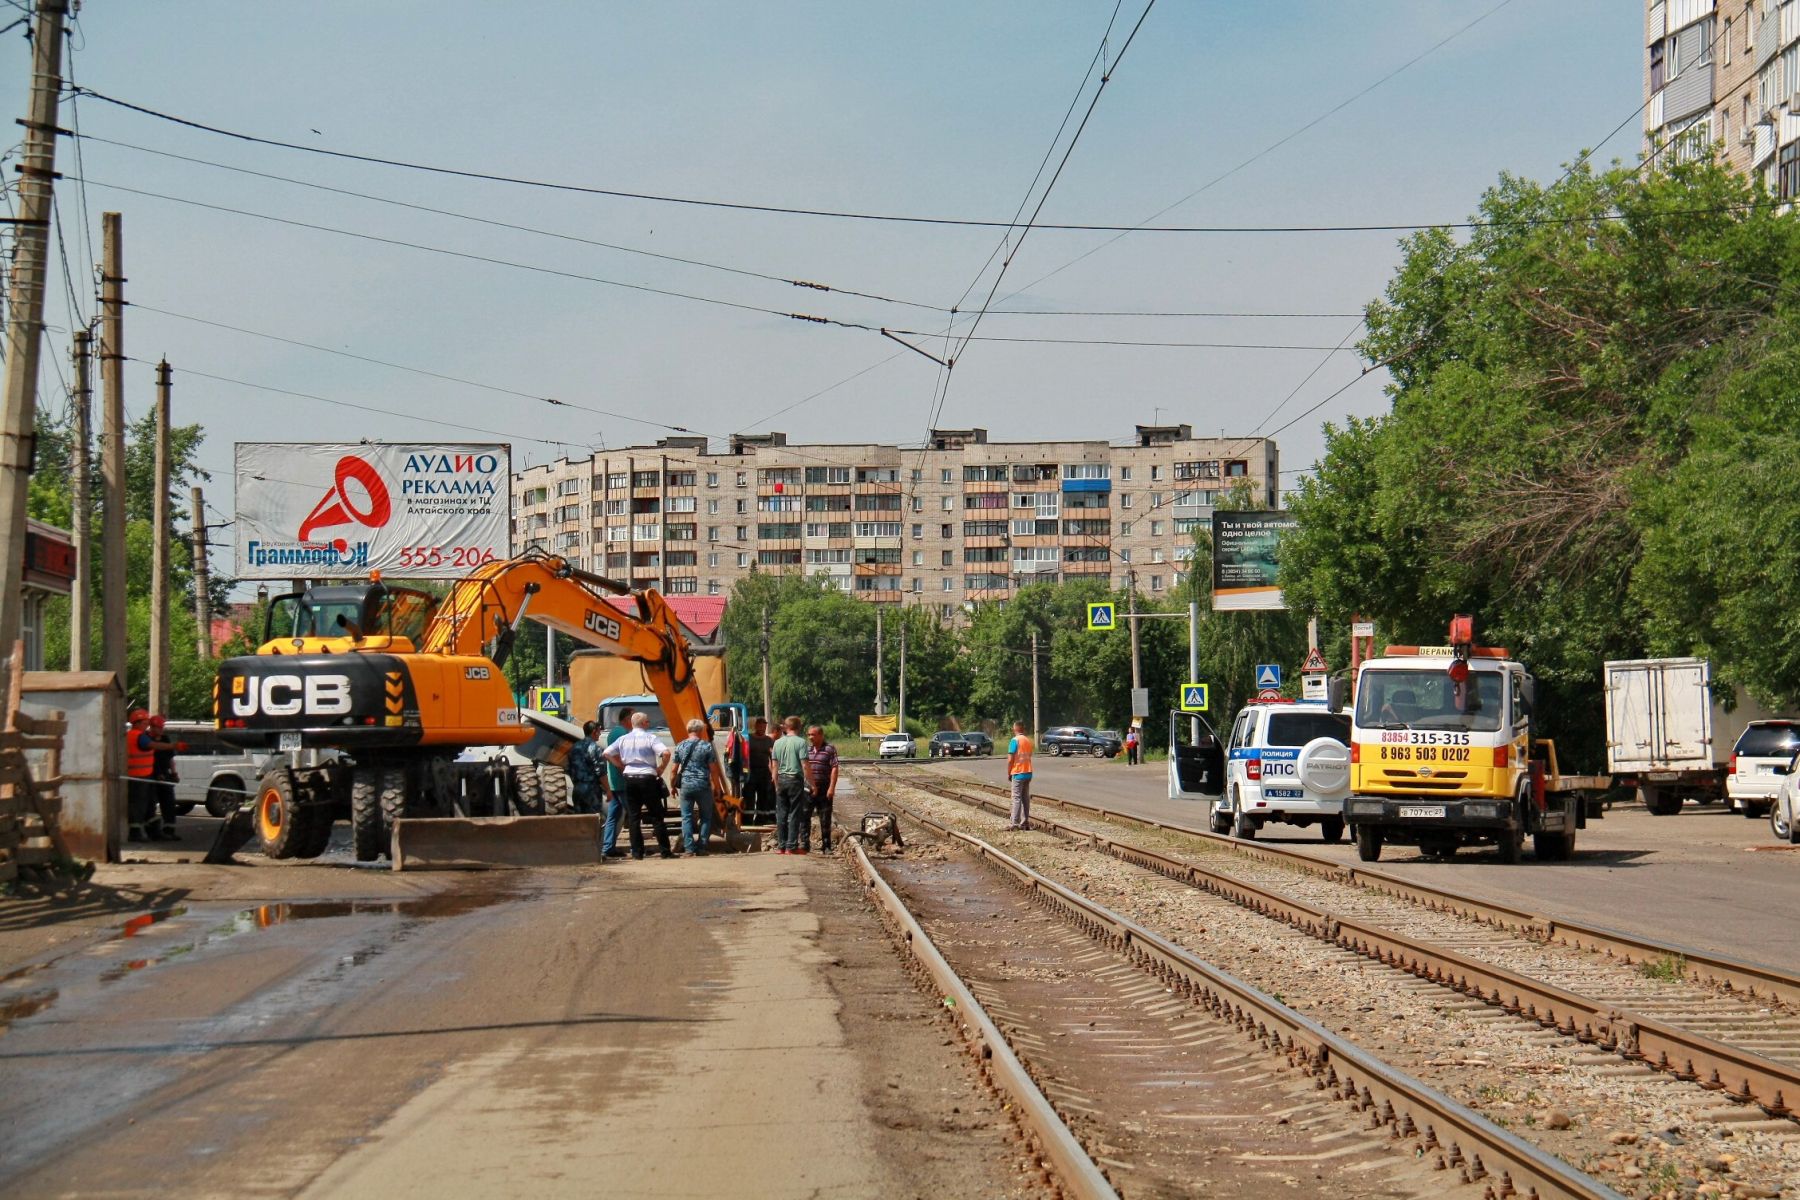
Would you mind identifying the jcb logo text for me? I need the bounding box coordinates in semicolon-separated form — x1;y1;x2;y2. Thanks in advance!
230;674;353;718
583;610;621;641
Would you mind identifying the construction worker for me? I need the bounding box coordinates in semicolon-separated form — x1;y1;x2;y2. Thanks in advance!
569;720;604;815
147;715;187;840
600;708;634;858
770;716;808;854
1005;721;1034;830
124;709;159;842
804;725;839;853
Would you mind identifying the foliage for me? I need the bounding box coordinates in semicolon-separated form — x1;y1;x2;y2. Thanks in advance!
1279;157;1800;759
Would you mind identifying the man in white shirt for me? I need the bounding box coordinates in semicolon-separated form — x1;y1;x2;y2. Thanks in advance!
603;712;673;860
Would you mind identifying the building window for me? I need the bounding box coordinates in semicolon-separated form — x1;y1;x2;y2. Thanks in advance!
736;472;747;487
736;499;747;514
667;495;696;514
1725;17;1732;65
1119;466;1131;481
707;526;719;542
940;468;953;483
1121;493;1133;509
805;466;851;484
1151;548;1165;563
1120;521;1132;536
941;550;953;566
737;552;749;567
911;523;923;538
1224;460;1247;477
911;577;922;592
1650;40;1665;93
911;496;923;512
911;550;923;566
707;552;719;567
736;526;748;540
606;473;627;490
668;471;695;488
1780;140;1800;200
1010;519;1035;536
910;468;922;482
854;521;903;538
1062;463;1109;480
941;496;954;511
706;472;719;487
940;523;952;538
942;577;954;592
1150;575;1163;591
1151;520;1164;536
707;498;720;514
1150;465;1162;480
631;470;658;488
1119;548;1131;563
707;579;720;595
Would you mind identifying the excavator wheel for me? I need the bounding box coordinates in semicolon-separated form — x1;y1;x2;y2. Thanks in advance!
512;764;546;816
538;764;574;814
351;769;385;862
255;773;305;860
379;766;410;832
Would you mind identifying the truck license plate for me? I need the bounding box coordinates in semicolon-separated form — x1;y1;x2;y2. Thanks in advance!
278;732;303;752
1399;805;1445;819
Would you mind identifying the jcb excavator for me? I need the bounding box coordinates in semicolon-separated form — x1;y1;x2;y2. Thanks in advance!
214;551;737;861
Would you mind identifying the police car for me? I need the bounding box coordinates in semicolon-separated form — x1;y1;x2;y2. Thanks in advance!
1212;700;1352;842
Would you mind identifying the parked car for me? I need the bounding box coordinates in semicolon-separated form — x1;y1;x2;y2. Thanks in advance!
1726;720;1800;818
163;721;263;817
1041;726;1122;758
961;731;994;756
1770;752;1800;843
928;731;970;758
1211;701;1351;842
878;733;917;759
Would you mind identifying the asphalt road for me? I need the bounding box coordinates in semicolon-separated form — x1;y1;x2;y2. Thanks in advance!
940;754;1800;971
0;852;1035;1199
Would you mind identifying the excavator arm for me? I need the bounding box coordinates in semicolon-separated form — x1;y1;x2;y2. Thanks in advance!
419;551;741;828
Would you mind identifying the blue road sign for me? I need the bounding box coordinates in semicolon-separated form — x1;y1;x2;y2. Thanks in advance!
1087;602;1116;631
1254;663;1282;690
1180;683;1209;712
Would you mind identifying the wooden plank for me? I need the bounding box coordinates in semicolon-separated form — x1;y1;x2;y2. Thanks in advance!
10;712;67;736
14;845;53;865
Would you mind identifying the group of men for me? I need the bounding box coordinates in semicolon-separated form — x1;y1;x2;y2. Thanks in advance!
561;709;840;858
124;708;187;843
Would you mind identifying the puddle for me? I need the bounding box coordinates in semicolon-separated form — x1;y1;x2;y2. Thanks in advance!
0;988;58;1030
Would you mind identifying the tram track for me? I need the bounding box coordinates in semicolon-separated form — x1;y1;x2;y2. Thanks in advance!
868;764;1800;1129
844;802;1623;1200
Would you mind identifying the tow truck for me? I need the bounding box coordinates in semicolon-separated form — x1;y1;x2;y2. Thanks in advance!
214;551;736;861
1333;616;1608;864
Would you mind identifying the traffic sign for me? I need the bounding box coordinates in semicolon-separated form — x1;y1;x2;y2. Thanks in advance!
1352;621;1375;638
1087;602;1116;631
1301;647;1328;673
530;686;567;713
1301;675;1328;701
1257;688;1283;702
1254;663;1282;690
1180;683;1209;712
1130;687;1150;718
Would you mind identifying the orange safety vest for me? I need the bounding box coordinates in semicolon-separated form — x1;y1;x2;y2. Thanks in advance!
1008;735;1033;778
125;728;155;778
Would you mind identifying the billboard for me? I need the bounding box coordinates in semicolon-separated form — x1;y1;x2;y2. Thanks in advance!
235;442;511;579
1211;510;1298;611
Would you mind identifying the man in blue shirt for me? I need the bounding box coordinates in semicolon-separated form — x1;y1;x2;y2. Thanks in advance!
600;708;633;858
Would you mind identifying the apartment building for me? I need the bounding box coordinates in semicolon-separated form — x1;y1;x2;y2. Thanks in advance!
1645;0;1800;197
511;426;1278;620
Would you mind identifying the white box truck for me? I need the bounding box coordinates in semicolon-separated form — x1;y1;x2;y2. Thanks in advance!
1603;658;1781;815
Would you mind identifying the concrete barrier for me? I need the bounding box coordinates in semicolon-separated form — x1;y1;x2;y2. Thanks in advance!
392;814;601;871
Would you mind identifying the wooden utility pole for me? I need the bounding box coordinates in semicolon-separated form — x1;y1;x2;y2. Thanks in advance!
148;361;171;713
760;604;773;726
1030;630;1041;739
0;0;69;698
99;213;128;698
190;487;211;659
70;329;93;671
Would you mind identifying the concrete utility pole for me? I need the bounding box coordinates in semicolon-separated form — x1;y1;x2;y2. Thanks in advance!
148;361;172;714
70;329;93;671
1189;600;1201;743
1127;570;1142;699
99;213;129;699
897;619;907;729
190;486;211;659
545;624;556;688
1030;630;1041;739
760;604;773;726
0;0;69;699
874;605;886;716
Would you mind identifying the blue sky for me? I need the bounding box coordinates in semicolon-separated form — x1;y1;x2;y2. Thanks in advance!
9;1;1641;522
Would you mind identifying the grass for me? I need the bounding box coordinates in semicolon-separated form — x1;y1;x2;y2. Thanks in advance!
1639;952;1688;982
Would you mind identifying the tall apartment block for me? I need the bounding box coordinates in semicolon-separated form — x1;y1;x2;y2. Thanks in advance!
512;426;1278;619
1645;0;1800;196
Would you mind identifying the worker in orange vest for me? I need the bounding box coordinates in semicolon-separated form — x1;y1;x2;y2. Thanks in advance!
125;708;157;842
1006;721;1034;830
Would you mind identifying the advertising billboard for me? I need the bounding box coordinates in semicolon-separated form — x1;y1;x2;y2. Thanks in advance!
1211;510;1298;611
235;443;511;579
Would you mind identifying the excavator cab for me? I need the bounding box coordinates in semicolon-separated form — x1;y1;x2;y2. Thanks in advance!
260;582;437;653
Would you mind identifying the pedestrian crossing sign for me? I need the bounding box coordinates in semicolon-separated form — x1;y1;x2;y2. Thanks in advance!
1180;683;1209;712
530;686;567;714
1087;602;1115;631
1254;663;1282;690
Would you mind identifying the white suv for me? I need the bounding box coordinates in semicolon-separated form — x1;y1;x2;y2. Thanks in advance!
1727;720;1800;818
1212;701;1352;842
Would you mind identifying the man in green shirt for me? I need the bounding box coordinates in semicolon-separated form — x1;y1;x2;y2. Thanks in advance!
600;708;633;859
770;716;809;854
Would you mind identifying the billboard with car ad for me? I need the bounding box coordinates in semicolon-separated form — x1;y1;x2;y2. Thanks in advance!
235;442;511;579
1211;510;1298;611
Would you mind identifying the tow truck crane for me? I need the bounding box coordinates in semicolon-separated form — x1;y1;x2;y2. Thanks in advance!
215;552;736;860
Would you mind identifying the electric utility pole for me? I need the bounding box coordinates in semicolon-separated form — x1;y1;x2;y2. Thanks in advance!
149;361;172;713
897;619;907;729
1127;569;1142;697
70;329;93;671
191;487;212;659
99;213;128;697
1030;630;1041;739
760;604;773;725
0;0;69;695
874;605;886;716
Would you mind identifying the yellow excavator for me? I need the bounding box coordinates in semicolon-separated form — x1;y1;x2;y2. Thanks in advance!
214;551;737;860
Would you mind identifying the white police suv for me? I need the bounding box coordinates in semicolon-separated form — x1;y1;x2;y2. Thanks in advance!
1211;700;1352;842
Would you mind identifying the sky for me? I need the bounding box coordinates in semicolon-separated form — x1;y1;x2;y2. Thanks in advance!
6;1;1643;537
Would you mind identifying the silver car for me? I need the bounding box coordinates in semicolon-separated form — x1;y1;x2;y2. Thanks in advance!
878;733;916;759
1770;752;1800;844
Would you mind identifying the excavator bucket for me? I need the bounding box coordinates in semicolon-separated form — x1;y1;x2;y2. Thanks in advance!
391;814;602;871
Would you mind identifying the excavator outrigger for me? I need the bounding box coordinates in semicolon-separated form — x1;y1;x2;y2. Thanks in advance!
214;551;738;861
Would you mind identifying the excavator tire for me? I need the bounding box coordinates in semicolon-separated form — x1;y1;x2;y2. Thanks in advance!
379;766;409;833
255;773;306;860
513;764;546;816
351;769;384;862
538;765;574;815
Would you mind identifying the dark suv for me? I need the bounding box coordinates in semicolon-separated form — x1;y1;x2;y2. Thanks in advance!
961;731;995;756
928;731;970;758
1042;726;1122;758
